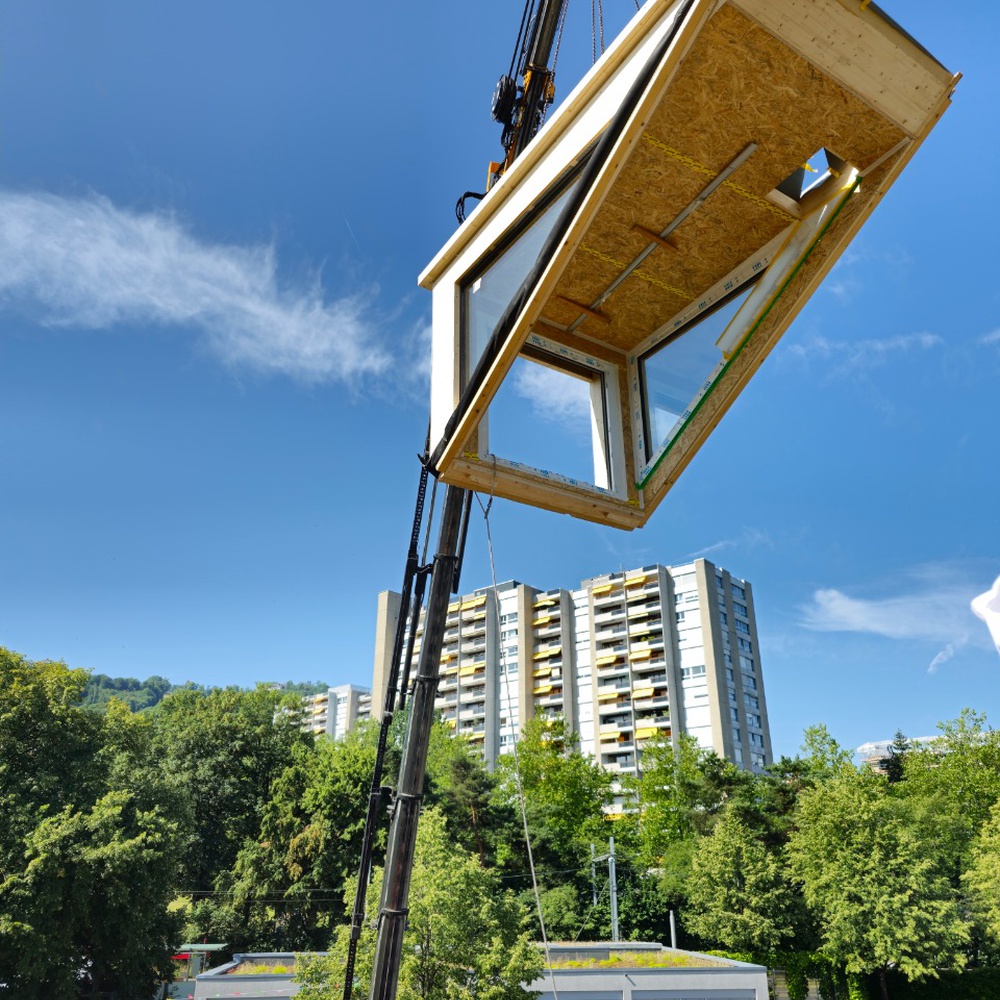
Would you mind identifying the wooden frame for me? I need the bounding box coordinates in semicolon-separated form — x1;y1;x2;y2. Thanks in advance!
420;0;957;529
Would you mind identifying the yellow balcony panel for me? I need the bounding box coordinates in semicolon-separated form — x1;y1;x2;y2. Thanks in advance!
592;583;615;596
533;683;553;695
595;653;623;666
533;596;558;609
532;646;562;660
635;726;658;739
460;596;487;611
458;665;478;677
625;575;648;588
597;688;621;701
533;666;552;679
629;648;652;661
532;615;552;627
632;686;655;699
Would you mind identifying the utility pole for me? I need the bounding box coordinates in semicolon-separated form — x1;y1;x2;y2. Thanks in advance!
608;836;619;943
590;843;598;909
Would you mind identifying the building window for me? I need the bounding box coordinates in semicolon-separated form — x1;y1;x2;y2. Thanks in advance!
732;584;746;600
738;638;753;654
716;574;724;590
744;694;759;711
726;667;734;682
500;613;518;625
733;727;742;744
719;611;728;626
735;619;750;635
681;664;706;679
734;602;748;618
730;707;740;722
750;732;765;747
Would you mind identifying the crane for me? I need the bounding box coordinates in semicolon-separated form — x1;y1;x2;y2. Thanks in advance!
344;6;569;1000
456;0;570;222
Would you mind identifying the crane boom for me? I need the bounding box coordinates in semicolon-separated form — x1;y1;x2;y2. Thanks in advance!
355;7;572;1000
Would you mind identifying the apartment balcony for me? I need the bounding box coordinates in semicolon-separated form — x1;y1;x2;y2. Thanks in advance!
594;626;627;644
596;664;629;683
532;595;560;611
633;695;670;712
536;692;565;709
532;623;563;642
600;754;637;771
594;607;626;624
459;705;486;722
599;719;633;735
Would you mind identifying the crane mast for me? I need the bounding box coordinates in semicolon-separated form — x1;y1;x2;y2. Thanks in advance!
346;6;569;1000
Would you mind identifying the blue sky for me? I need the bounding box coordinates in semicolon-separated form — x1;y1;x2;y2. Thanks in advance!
0;1;997;758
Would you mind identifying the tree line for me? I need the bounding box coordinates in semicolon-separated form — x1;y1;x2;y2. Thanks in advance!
2;646;1000;1000
79;673;330;713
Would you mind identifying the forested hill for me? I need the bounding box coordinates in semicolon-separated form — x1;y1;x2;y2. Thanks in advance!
80;673;330;711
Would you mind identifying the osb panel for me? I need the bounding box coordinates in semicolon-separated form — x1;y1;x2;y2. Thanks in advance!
544;2;907;354
642;155;895;507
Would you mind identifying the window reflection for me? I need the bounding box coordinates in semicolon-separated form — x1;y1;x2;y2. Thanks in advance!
461;178;582;385
639;281;758;462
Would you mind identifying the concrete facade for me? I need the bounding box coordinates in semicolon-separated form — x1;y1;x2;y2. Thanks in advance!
372;558;772;776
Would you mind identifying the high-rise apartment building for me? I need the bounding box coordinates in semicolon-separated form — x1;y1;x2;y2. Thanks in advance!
372;558;772;775
303;683;372;739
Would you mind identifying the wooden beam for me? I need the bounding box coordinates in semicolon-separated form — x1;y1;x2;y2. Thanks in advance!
631;223;679;250
556;295;611;325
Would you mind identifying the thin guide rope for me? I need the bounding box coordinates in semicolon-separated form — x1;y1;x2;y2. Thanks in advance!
476;483;561;1000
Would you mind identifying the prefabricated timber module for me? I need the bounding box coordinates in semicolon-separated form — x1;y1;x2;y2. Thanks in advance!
421;0;958;530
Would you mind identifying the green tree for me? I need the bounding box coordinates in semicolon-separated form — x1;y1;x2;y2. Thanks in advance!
298;806;542;1000
201;721;380;951
883;729;910;784
787;763;970;999
0;650;184;998
686;810;795;955
149;684;312;892
902;710;1000;881
491;717;612;937
424;721;507;864
629;735;751;865
493;717;613;868
962;798;1000;946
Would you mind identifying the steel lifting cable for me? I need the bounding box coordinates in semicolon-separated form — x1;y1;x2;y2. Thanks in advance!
475;479;561;1000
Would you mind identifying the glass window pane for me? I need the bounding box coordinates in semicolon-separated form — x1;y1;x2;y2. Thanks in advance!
462;179;581;384
487;354;599;486
640;282;756;461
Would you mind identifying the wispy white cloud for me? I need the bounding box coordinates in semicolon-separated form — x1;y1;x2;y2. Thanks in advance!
512;361;592;426
690;527;772;559
798;563;994;673
0;189;391;384
820;243;913;302
785;331;942;375
979;329;1000;347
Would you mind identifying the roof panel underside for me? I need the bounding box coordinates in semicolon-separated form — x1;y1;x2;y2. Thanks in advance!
538;3;908;353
